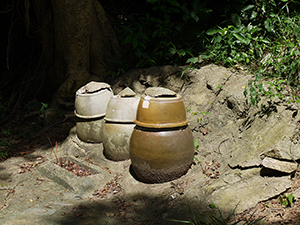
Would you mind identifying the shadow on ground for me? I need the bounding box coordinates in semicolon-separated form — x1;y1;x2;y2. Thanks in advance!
44;192;220;225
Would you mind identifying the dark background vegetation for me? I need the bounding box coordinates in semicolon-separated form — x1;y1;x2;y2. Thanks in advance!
0;0;257;110
1;1;300;224
0;0;300;160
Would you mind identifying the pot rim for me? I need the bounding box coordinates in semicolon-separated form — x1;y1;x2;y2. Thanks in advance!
74;110;105;119
108;95;139;100
141;93;182;101
135;93;188;128
104;96;140;122
134;119;188;128
104;118;136;123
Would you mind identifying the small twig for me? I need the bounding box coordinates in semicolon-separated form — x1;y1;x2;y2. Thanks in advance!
66;151;69;166
138;193;146;206
1;180;25;210
198;161;206;174
47;137;53;157
217;138;229;154
55;142;58;164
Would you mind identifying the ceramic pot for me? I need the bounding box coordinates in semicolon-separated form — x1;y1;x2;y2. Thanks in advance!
129;125;194;183
135;93;188;128
75;82;113;119
102;122;135;161
105;96;140;123
76;117;104;143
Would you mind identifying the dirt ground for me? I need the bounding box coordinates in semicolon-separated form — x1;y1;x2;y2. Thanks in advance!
2;62;300;224
0;106;76;161
1;107;300;224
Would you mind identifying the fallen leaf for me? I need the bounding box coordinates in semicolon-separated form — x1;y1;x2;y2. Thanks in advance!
75;212;82;217
105;212;114;217
205;161;213;166
18;169;26;174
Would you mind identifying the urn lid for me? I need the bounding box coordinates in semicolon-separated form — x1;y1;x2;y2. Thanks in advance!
118;87;136;97
144;87;176;97
104;87;140;123
76;81;111;95
74;81;113;119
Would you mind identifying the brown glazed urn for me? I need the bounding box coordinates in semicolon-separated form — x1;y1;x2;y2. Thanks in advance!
129;87;194;183
129;125;194;183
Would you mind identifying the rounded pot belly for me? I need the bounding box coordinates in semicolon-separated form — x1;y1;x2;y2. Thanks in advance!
76;117;104;143
102;122;135;161
129;125;194;183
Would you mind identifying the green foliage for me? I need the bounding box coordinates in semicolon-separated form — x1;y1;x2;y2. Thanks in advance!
202;23;269;66
39;102;48;117
104;0;300;109
194;139;199;151
279;193;294;207
24;101;49;128
0;148;8;159
169;203;264;225
0;92;8;120
0;140;9;147
3;129;11;137
209;203;216;209
105;0;215;72
197;111;209;124
183;0;300;107
0;138;11;160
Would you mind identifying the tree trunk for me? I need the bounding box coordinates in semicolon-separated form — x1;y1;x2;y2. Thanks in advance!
50;0;119;105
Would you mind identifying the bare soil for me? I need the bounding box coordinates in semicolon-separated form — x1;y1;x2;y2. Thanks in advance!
0;107;76;161
1;108;300;224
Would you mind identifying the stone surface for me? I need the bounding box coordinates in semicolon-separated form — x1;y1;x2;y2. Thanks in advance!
1;64;300;224
37;156;113;193
261;157;298;173
292;187;300;199
207;175;291;214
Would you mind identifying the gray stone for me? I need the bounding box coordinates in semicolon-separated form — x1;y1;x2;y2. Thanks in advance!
261;157;297;173
207;175;291;214
292;187;300;199
228;113;296;168
37;156;113;194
